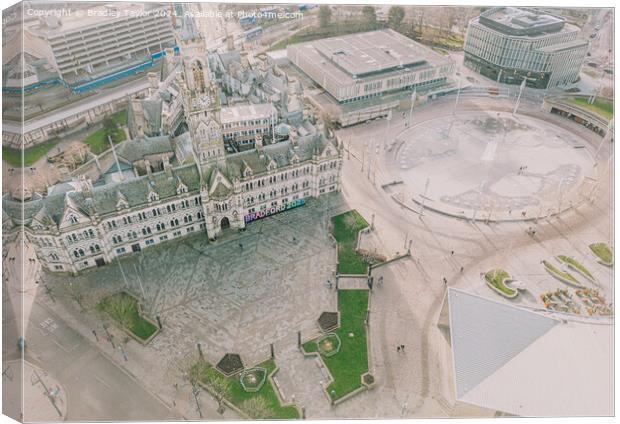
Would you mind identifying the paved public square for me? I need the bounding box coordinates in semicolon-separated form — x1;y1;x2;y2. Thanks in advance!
384;110;597;221
43;194;346;361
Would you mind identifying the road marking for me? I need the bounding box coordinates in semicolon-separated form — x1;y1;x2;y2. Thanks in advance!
52;339;70;353
94;374;111;389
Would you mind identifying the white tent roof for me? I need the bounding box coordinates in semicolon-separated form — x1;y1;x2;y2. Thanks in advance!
448;288;613;417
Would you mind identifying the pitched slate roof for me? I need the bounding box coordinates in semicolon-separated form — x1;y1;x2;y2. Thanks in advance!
3;164;202;227
116;136;173;163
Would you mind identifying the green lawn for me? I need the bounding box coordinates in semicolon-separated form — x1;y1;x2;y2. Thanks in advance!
568;97;614;120
542;260;583;287
83;127;126;155
484;269;517;298
589;243;613;264
303;290;369;401
110;109;128;126
556;255;595;281
3;137;61;167
198;359;299;419
98;292;158;341
331;210;370;274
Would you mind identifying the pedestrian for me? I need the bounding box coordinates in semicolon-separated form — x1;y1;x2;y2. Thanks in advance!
443;277;447;285
239;243;243;250
397;345;401;353
451;250;454;256
460;266;464;273
401;344;405;352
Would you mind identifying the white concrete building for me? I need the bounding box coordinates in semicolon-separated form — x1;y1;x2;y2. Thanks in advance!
287;29;455;104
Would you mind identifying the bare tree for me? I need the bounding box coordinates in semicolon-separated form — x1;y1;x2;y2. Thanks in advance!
60;280;88;312
388;6;405;30
100;293;135;331
318;5;332;28
203;368;231;414
240;396;273;419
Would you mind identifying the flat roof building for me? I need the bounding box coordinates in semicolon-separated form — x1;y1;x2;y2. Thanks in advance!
25;3;175;85
287;29;454;104
464;7;588;89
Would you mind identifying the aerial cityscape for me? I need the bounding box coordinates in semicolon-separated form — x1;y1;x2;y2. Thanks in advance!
1;1;614;421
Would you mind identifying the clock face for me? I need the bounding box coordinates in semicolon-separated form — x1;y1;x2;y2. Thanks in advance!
192;95;211;109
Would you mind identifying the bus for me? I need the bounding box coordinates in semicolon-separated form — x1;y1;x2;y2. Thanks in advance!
239;15;257;28
244;26;263;40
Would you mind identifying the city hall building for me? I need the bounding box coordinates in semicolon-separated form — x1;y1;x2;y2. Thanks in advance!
463;7;588;89
3;34;342;274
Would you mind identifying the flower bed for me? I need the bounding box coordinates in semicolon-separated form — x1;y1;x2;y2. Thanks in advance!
318;311;339;332
317;333;341;357
484;269;518;298
542;260;583;288
239;367;267;392
589;243;613;266
556;255;595;282
216;353;244;377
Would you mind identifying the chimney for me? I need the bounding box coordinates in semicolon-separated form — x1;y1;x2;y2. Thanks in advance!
164;162;173;177
256;134;265;158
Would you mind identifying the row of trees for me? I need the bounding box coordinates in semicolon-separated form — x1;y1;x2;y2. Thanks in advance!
317;5;467;40
318;5;379;28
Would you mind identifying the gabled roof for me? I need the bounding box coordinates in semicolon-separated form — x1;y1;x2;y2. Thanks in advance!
116;136;173;163
3;164;202;228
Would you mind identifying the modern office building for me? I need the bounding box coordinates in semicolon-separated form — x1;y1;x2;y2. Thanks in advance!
288;29;455;104
463;7;588;89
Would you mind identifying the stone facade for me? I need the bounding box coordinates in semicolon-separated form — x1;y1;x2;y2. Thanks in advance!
2;35;343;275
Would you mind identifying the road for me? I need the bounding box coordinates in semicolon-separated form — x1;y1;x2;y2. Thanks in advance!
24;298;179;421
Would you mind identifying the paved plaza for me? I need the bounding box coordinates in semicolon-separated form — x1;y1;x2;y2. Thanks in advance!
20;96;613;421
385;111;597;221
43;195;344;366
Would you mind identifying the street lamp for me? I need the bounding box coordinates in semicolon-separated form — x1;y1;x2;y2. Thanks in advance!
513;76;536;116
453;80;462;115
408;88;417;126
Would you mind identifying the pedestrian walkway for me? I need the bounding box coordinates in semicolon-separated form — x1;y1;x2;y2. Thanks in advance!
273;341;331;418
2;360;67;421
